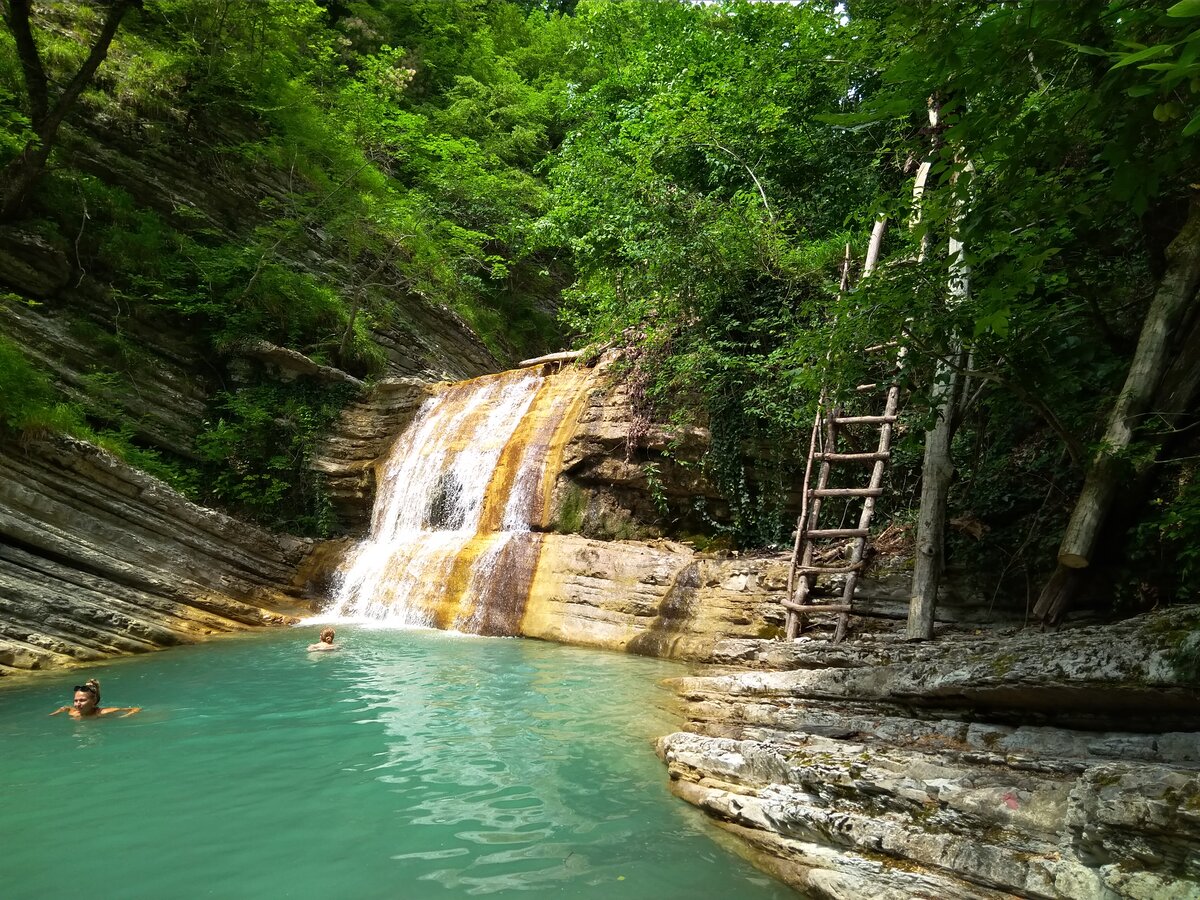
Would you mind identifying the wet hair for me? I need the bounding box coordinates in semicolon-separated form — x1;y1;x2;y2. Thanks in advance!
75;679;101;701
319;628;335;643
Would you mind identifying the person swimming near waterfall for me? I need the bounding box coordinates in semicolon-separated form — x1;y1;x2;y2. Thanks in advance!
307;627;339;652
50;679;141;719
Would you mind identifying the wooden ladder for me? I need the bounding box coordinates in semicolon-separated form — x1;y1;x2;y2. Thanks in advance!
784;343;903;643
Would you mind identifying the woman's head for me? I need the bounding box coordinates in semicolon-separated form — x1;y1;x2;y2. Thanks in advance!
319;628;335;644
73;679;100;714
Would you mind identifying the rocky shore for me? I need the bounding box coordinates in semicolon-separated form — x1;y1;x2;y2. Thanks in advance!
657;608;1200;899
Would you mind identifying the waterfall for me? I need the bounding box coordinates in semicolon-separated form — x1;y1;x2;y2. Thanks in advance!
323;366;589;634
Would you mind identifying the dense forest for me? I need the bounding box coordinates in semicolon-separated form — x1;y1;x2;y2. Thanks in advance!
1;0;1198;629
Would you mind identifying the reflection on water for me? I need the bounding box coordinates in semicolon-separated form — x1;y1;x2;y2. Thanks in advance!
0;628;791;899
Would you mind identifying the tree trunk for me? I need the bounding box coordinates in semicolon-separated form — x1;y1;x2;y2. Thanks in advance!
0;140;52;219
1034;194;1200;623
906;107;964;641
0;0;140;220
907;232;968;640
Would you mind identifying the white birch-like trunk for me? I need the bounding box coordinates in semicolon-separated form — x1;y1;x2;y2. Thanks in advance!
905;106;968;641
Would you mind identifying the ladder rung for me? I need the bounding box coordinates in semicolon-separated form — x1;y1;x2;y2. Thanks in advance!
783;601;855;613
832;415;897;425
810;487;883;498
795;563;864;575
815;451;891;463
805;528;869;539
864;342;898;352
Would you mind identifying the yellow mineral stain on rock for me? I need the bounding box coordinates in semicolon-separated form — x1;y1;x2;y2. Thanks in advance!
432;533;506;629
533;367;592;530
520;534;650;652
449;366;595;626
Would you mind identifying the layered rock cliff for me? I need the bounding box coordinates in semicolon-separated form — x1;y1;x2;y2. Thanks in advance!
0;434;317;674
0;112;500;465
657;608;1200;899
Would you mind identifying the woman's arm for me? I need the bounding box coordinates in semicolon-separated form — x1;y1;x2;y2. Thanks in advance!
98;706;141;717
49;706;70;716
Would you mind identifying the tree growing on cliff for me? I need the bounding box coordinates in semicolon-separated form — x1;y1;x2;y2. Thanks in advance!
0;0;142;220
1035;1;1200;623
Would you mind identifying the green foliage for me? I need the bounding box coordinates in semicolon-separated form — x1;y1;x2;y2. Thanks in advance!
1129;466;1200;603
540;0;1200;595
1101;0;1200;136
192;380;351;536
0;334;83;434
3;0;574;372
542;0;881;544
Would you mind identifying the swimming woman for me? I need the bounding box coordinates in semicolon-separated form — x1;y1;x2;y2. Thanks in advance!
306;627;339;652
50;679;141;718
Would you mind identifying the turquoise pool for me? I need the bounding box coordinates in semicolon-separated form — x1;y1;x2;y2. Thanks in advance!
0;627;791;899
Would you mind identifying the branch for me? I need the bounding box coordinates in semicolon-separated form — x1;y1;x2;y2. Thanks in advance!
897;326;1086;467
238;157;373;301
39;0;142;141
1005;377;1087;468
700;141;775;224
3;0;49;126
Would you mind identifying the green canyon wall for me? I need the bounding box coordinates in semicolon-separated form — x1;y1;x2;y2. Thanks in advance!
0;102;504;674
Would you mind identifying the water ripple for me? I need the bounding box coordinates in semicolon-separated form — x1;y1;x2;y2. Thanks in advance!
0;627;792;899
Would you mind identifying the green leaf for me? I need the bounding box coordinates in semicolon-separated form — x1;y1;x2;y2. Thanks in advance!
1057;40;1110;57
1111;44;1175;70
1167;0;1200;18
1183;109;1200;135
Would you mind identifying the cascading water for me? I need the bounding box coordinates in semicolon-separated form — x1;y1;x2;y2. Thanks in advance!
323;366;590;634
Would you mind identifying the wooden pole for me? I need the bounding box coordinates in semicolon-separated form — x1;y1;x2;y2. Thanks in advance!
518;350;585;368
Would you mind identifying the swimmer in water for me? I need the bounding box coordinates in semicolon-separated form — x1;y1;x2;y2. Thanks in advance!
306;627;339;652
50;679;141;718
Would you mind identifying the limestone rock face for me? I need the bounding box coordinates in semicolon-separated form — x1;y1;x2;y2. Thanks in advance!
519;536;788;657
0;435;318;674
547;358;803;541
657;608;1200;899
310;378;436;534
553;374;723;538
0;229;214;460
